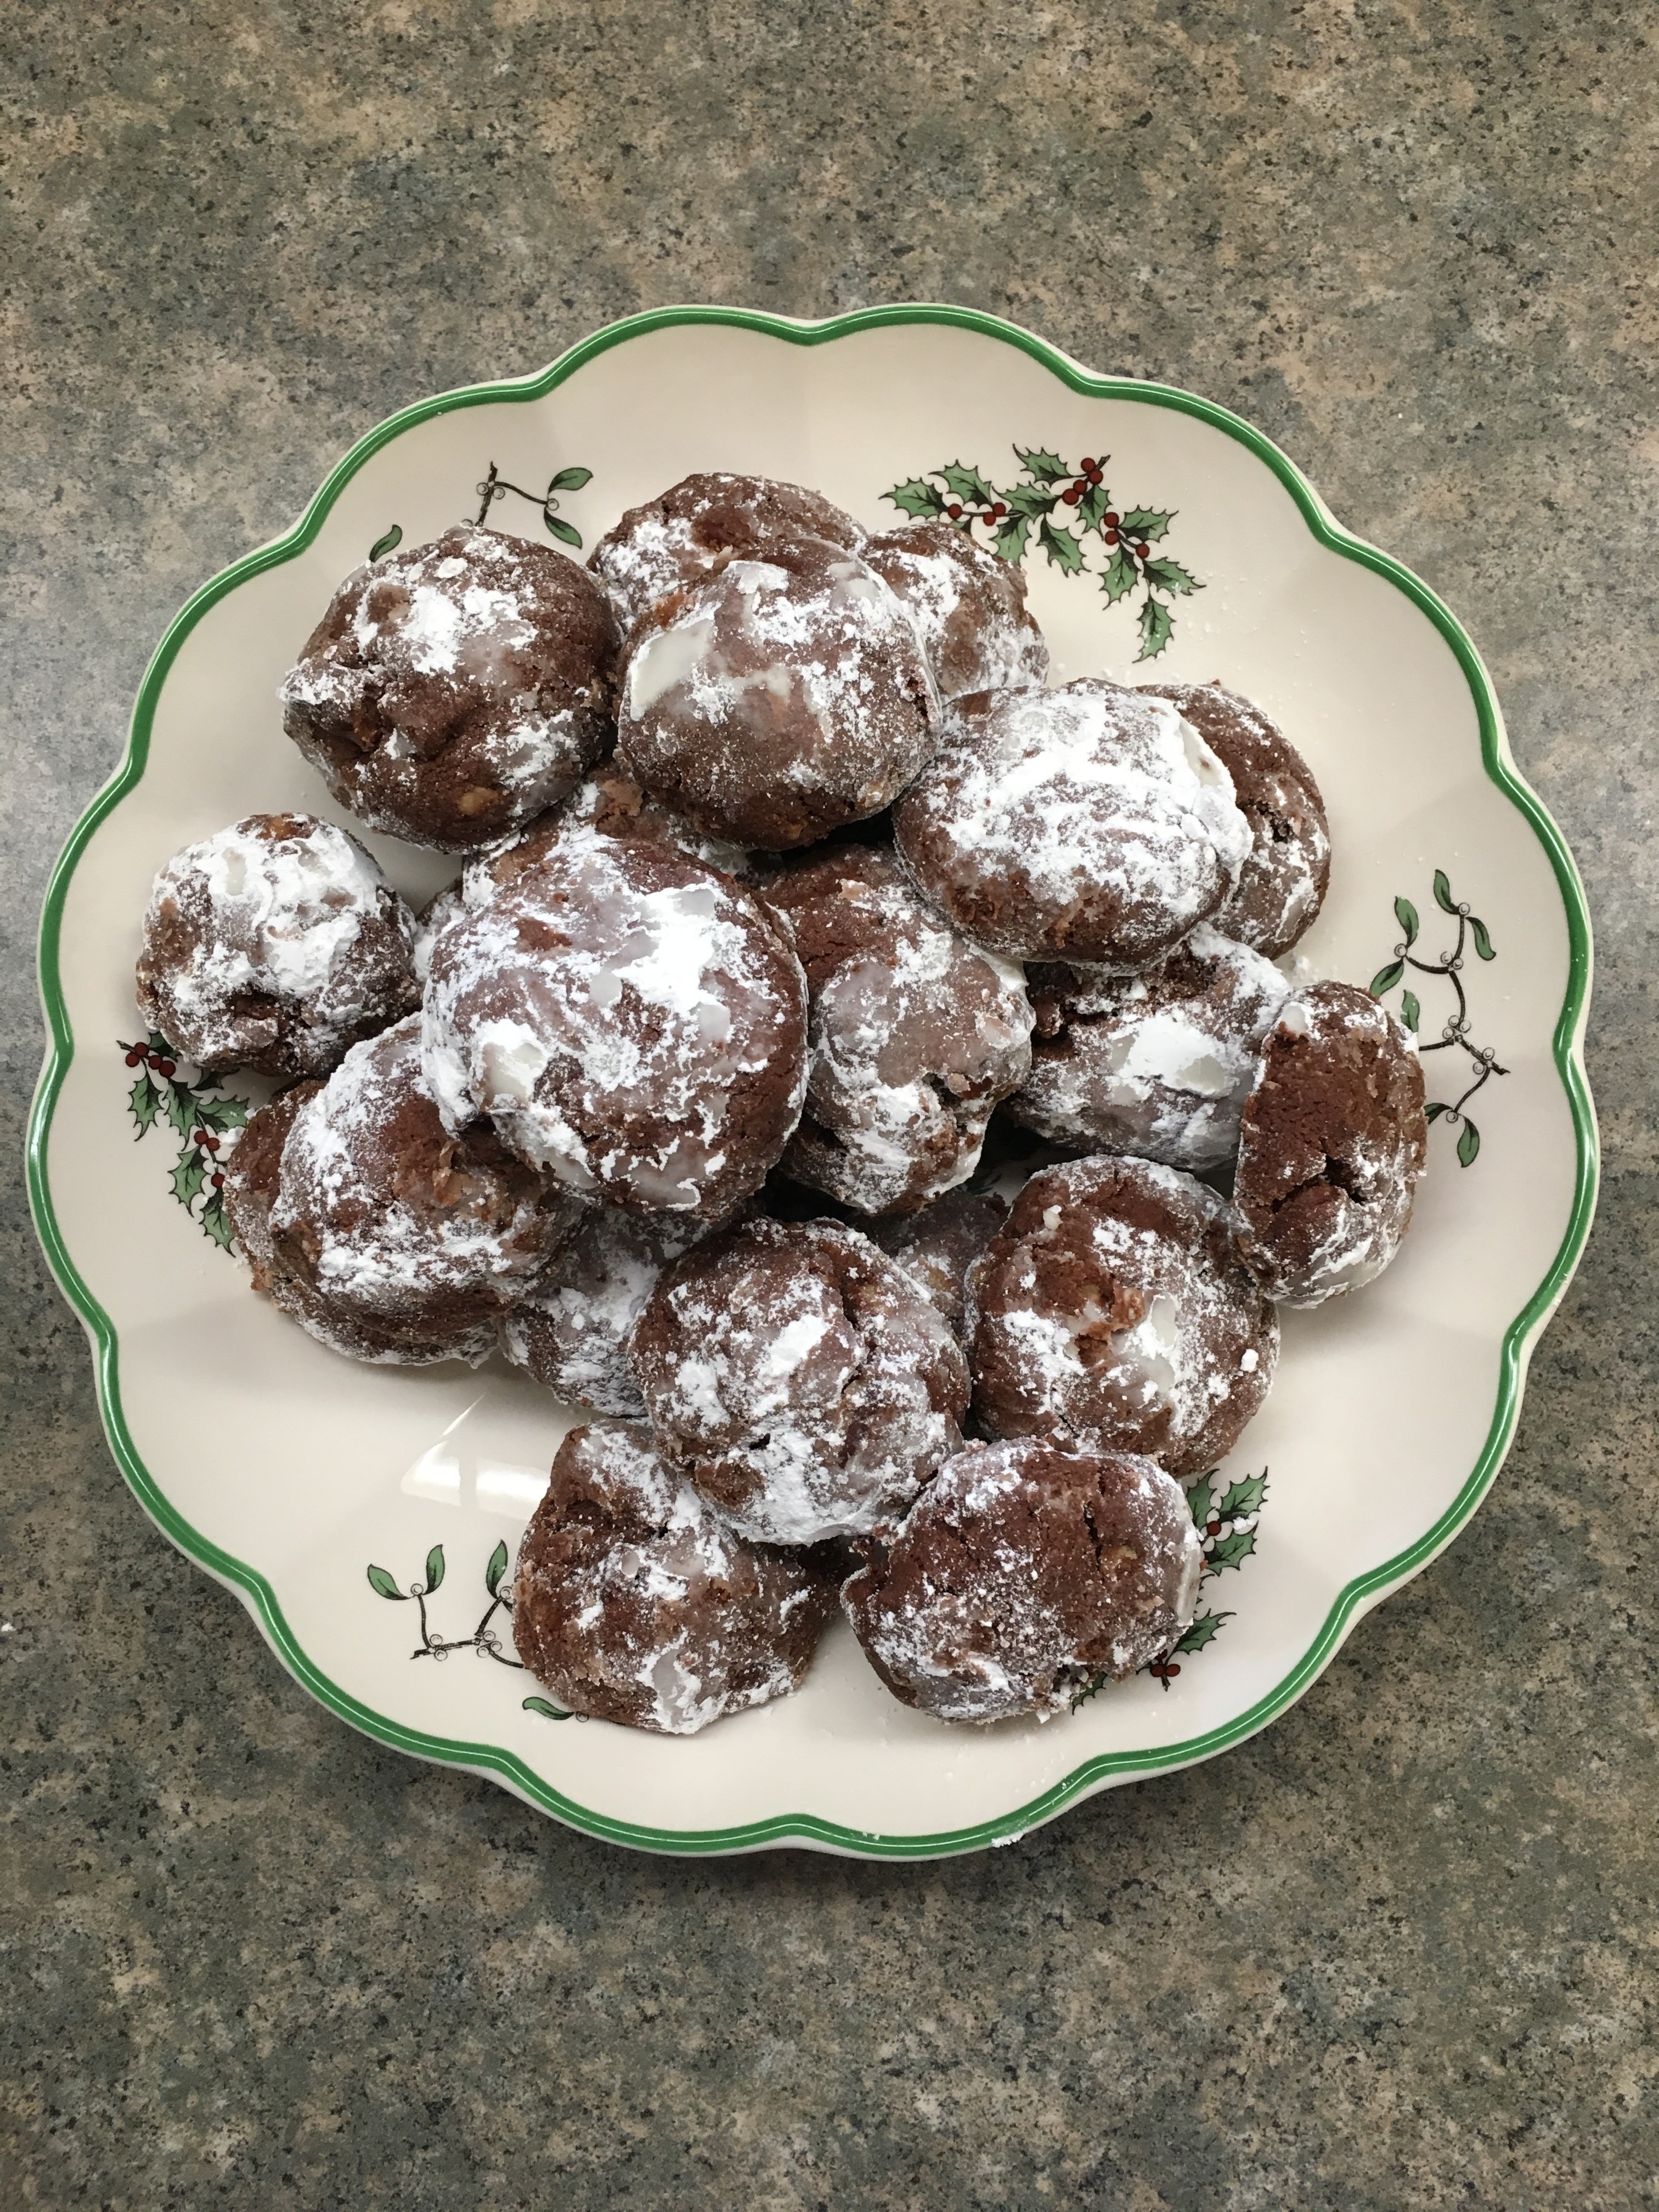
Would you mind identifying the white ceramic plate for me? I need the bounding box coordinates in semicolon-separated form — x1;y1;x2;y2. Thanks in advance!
29;307;1597;1858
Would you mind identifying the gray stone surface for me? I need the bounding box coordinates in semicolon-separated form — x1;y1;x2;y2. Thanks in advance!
3;2;1655;2204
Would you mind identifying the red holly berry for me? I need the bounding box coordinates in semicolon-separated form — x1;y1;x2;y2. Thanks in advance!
1135;543;1149;558
1104;531;1120;547
203;1134;220;1153
946;503;963;519
125;1049;144;1068
1166;1664;1181;1679
157;1059;176;1078
991;501;1007;519
1103;511;1120;528
1207;1517;1221;1535
1081;457;1096;472
211;1173;224;1189
1087;466;1104;484
1061;486;1082;506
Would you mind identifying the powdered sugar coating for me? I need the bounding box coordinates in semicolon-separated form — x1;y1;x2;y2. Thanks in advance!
1009;924;1291;1171
968;1154;1278;1476
862;520;1049;699
511;1421;840;1734
136;813;420;1079
589;471;866;634
1234;981;1428;1305
280;525;619;853
617;538;943;851
421;836;808;1216
843;1438;1203;1724
870;1187;1009;1335
894;679;1251;967
764;844;1035;1216
1140;681;1331;957
263;1016;580;1363
631;1215;970;1544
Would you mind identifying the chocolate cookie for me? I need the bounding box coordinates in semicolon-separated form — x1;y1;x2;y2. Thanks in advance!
422;834;808;1216
222;1076;325;1296
763;844;1034;1216
1139;682;1330;957
280;525;620;853
1233;981;1428;1305
617;537;942;850
870;1187;1009;1335
967;1154;1278;1475
631;1215;970;1544
861;520;1049;699
842;1438;1203;1724
472;765;766;905
136;813;420;1079
1008;924;1290;1171
589;471;866;633
894;680;1251;967
512;1421;840;1734
263;1015;581;1363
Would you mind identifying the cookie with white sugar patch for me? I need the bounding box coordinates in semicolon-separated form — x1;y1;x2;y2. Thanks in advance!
862;518;1049;700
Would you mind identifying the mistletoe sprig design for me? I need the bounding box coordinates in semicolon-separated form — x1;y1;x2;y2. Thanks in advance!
473;460;594;549
119;1032;250;1249
1075;1466;1267;1705
366;1539;575;1720
1370;869;1507;1168
885;447;1201;661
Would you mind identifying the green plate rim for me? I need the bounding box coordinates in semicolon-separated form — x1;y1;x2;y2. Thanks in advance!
26;303;1599;1859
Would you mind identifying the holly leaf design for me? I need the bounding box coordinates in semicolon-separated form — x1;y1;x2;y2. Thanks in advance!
1425;1101;1449;1122
1117;509;1171;543
367;1565;405;1600
1207;1527;1257;1573
992;515;1032;563
548;465;592;492
1014;447;1070;484
486;1540;510;1599
1217;1472;1267;1520
1077;481;1111;530
1141;556;1198;596
1098;549;1139;605
1433;869;1458;914
1002;481;1060;519
1175;1611;1231;1655
1394;896;1420;945
193;1096;249;1134
1037;518;1086;574
1184;1472;1215;1528
199;1193;236;1251
368;524;403;562
1136;597;1173;662
939;461;997;509
888;477;948;520
424;1545;445;1594
169;1147;206;1211
1401;990;1421;1032
1469;916;1496;961
1457;1118;1481;1167
1370;960;1406;995
128;1073;161;1137
162;1081;197;1138
544;513;582;548
522;1695;574;1720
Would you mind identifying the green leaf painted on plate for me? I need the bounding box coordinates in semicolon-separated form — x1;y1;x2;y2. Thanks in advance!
888;477;947;520
522;1696;574;1720
1117;508;1171;541
148;1031;174;1056
129;1073;161;1137
1433;868;1457;913
1457;1118;1481;1167
1098;549;1138;605
1184;1472;1215;1528
193;1096;249;1133
1002;481;1060;518
1141;556;1198;596
1175;1611;1231;1654
939;461;997;508
163;1081;197;1137
544;513;582;548
1037;518;1086;574
169;1148;206;1210
1207;1527;1257;1573
368;1565;405;1600
1394;896;1419;945
1217;1473;1267;1520
1015;447;1070;484
1469;915;1496;960
200;1193;235;1251
369;525;403;562
1370;960;1406;995
1077;481;1111;530
424;1545;445;1593
992;515;1031;563
1135;597;1173;661
549;465;592;492
1425;1101;1448;1122
486;1540;510;1598
1401;990;1421;1032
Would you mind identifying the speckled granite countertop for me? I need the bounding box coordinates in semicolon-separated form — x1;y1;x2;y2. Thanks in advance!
4;4;1655;2205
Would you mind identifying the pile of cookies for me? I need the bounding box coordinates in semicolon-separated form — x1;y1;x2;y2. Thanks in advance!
134;471;1428;1735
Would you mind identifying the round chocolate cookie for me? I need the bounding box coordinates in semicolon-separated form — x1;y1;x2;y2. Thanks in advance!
264;1015;582;1363
512;1421;841;1734
870;1187;1009;1336
136;813;420;1079
894;680;1251;967
861;520;1049;699
588;471;866;634
1233;981;1428;1305
222;1076;325;1296
472;765;766;907
279;524;620;853
616;537;942;851
499;1204;732;1418
967;1154;1278;1476
422;834;808;1215
631;1215;970;1544
842;1438;1203;1724
763;844;1034;1216
1139;681;1330;957
1009;924;1290;1172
